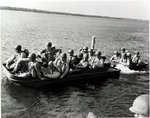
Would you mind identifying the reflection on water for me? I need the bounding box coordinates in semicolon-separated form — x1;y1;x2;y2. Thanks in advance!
1;10;149;118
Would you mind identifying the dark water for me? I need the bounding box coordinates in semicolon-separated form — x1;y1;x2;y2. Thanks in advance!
1;10;149;118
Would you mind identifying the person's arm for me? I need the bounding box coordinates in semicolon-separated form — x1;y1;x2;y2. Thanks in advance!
137;56;141;64
6;55;16;68
6;55;15;63
60;62;69;79
82;62;89;68
110;55;114;61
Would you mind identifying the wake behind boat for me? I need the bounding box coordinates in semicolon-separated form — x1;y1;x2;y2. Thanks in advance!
115;63;148;74
2;63;120;88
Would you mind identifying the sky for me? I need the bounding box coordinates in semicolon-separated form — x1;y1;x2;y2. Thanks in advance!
0;0;149;20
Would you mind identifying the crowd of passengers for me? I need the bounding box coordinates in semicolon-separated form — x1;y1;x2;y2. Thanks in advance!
110;47;142;69
5;42;142;79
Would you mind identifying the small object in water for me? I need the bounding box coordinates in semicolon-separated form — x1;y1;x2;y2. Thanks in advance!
87;112;97;118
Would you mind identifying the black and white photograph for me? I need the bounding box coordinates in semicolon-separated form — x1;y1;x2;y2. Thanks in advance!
0;0;149;117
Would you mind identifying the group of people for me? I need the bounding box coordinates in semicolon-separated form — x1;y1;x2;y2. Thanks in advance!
110;47;142;69
5;41;143;79
5;41;110;79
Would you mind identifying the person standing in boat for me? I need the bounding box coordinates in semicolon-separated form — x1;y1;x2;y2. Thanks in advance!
48;53;69;79
6;45;27;71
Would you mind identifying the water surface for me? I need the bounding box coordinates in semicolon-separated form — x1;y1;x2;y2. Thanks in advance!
1;10;149;118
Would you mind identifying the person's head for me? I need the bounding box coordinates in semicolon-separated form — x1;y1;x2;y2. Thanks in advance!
114;51;119;56
126;52;132;59
61;53;67;62
72;55;78;64
78;53;83;59
89;49;95;56
28;53;36;62
15;45;22;53
24;49;29;57
83;46;88;53
129;94;149;118
134;51;140;56
68;49;74;57
102;56;106;62
121;47;126;53
95;51;101;59
83;54;89;61
46;42;52;50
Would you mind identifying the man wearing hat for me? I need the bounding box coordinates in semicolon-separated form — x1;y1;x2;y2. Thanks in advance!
132;51;141;66
110;51;120;67
6;45;27;71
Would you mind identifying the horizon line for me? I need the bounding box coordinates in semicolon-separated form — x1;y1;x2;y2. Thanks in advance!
0;6;148;21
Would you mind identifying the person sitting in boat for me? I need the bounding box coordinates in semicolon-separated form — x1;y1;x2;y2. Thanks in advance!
119;53;127;65
77;52;83;61
132;51;141;66
68;49;78;69
27;53;42;79
131;51;147;70
75;53;89;69
119;52;133;69
90;51;105;69
39;42;61;67
6;45;27;71
13;53;42;78
48;53;69;79
75;52;84;65
110;51;120;67
102;56;111;68
82;46;89;55
125;52;132;68
68;49;74;59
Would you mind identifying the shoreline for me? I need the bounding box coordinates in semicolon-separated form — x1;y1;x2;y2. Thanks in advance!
0;6;147;22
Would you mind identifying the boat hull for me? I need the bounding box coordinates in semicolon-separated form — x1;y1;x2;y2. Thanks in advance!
2;64;120;88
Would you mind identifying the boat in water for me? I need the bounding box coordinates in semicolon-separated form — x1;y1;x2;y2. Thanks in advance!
2;63;120;88
115;63;148;74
